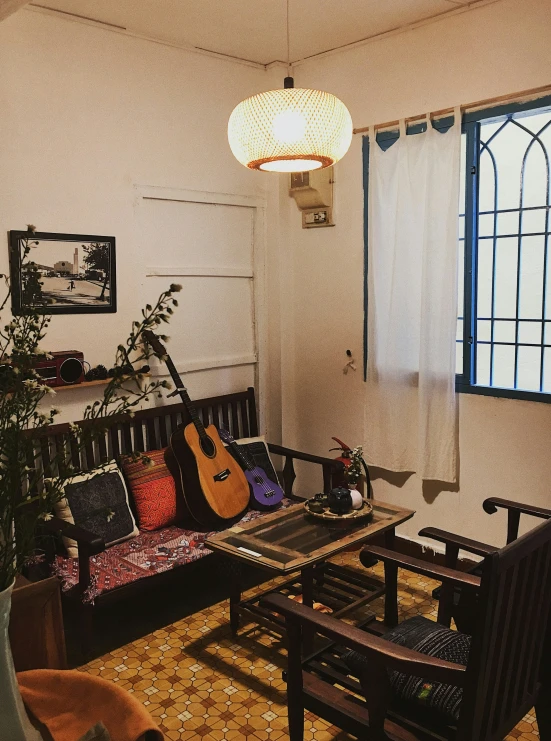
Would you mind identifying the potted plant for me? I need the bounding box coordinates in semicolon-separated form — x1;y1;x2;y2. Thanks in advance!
344;445;371;497
0;226;180;740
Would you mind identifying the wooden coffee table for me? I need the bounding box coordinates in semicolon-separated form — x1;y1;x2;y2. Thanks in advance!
206;499;414;645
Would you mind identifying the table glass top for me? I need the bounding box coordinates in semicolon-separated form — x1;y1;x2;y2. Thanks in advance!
206;500;414;572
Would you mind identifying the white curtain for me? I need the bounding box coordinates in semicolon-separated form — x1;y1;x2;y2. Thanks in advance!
365;110;461;483
0;0;29;23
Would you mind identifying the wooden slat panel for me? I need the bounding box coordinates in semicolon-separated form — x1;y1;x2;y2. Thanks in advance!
97;431;108;463
133;420;145;452
121;422;132;455
109;425;120;460
39;437;52;478
68;433;81;470
146;417;157;451
159;416;169;448
240;400;250;437
231;401;239;438
221;404;230;433
247;386;259;436
84;435;96;470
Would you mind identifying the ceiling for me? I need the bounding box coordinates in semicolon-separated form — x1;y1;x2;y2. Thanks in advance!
30;0;484;66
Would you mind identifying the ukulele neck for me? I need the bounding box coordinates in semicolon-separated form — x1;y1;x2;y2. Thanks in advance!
227;440;256;472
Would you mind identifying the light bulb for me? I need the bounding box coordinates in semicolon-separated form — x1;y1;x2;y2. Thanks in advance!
272;110;306;144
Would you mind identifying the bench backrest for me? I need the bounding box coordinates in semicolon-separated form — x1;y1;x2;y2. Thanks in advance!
27;387;258;482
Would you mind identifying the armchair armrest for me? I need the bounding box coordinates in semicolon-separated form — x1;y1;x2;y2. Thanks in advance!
483;497;551;544
418;527;497;559
483;497;551;519
361;546;481;591
43;516;105;555
263;593;466;686
267;443;345;498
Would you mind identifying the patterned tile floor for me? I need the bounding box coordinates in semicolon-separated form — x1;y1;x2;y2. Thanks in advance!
80;551;540;740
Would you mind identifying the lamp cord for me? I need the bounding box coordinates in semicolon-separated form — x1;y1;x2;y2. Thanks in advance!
286;0;291;77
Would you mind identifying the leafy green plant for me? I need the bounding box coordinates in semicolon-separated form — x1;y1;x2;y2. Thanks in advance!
344;446;367;487
0;226;180;591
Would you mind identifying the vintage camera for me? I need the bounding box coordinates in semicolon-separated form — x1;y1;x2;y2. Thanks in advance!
327;487;353;515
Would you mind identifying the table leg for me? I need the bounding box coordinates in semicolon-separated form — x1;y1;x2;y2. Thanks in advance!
384;528;399;628
301;566;315;654
228;560;243;636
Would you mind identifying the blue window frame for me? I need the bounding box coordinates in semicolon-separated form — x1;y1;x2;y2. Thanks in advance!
363;95;551;403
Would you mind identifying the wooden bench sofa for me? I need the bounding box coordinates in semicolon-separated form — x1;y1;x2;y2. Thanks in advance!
31;387;343;652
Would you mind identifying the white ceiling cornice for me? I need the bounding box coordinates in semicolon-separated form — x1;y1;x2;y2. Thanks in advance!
26;0;505;71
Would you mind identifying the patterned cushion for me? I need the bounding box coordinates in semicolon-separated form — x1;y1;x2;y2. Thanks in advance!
52;498;294;604
53;462;139;558
344;615;470;724
121;449;179;532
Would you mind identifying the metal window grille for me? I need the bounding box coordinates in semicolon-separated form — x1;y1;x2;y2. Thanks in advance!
457;101;551;401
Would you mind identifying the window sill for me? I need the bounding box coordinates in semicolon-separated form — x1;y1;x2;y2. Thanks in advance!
455;382;551;405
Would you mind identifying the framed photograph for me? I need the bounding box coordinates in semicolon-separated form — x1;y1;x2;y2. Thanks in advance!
9;231;117;314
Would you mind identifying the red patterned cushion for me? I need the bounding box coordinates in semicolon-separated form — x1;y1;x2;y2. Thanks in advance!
121;449;178;532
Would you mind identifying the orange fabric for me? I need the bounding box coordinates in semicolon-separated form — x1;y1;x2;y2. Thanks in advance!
121;449;178;531
18;669;163;741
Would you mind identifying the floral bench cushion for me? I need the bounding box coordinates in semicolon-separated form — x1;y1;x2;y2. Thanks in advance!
53;501;292;604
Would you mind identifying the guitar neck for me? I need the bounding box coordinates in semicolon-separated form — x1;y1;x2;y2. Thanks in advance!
144;331;207;438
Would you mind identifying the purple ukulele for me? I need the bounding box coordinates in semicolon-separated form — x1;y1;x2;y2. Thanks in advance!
217;429;284;511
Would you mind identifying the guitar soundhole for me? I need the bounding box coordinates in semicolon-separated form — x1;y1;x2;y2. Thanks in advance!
200;435;216;458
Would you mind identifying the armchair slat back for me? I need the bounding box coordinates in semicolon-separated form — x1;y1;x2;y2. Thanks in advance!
461;517;551;741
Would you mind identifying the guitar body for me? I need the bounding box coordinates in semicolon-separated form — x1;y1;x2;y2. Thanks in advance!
169;422;250;529
244;467;284;510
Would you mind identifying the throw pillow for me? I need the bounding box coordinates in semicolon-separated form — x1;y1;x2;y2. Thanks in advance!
120;448;179;532
54;461;139;558
344;615;470;724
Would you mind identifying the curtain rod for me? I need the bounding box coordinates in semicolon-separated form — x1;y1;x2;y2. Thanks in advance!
353;83;551;135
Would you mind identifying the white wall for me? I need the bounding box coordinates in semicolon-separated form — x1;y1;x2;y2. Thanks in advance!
0;9;283;433
286;0;551;546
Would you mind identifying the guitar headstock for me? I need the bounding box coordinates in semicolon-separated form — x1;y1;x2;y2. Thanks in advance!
217;427;233;445
143;330;166;357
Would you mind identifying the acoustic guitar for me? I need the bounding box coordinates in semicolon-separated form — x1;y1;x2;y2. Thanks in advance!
217;428;284;511
143;331;250;529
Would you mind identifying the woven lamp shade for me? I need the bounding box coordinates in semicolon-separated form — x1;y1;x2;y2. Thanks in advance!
228;86;353;172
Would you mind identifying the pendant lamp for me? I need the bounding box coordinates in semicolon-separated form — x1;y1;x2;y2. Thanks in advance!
227;2;352;173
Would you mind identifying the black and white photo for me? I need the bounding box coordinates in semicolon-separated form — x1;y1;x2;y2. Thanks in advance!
9;231;117;314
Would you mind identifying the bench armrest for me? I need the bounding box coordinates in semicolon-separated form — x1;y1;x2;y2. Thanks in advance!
267;443;345;498
43;516;104;596
483;497;551;543
43;516;105;555
361;546;482;591
418;527;496;559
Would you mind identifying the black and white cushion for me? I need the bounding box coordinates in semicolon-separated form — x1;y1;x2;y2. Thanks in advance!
344;615;470;724
54;461;139;558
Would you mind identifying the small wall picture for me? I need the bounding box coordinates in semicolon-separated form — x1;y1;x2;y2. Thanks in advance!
9;231;117;314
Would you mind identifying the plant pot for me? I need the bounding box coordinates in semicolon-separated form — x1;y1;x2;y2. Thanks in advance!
0;581;42;741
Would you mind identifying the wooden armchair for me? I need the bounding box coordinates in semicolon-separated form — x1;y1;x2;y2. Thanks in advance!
264;504;551;741
415;496;551;632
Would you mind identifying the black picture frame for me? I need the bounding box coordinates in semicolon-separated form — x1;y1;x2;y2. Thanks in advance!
9;231;117;315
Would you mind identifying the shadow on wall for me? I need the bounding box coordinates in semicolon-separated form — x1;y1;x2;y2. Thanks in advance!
369;466;459;504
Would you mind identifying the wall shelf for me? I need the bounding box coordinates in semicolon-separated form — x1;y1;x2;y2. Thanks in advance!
54;374;149;391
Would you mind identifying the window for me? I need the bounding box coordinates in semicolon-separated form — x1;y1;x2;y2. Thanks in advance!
457;98;551;402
